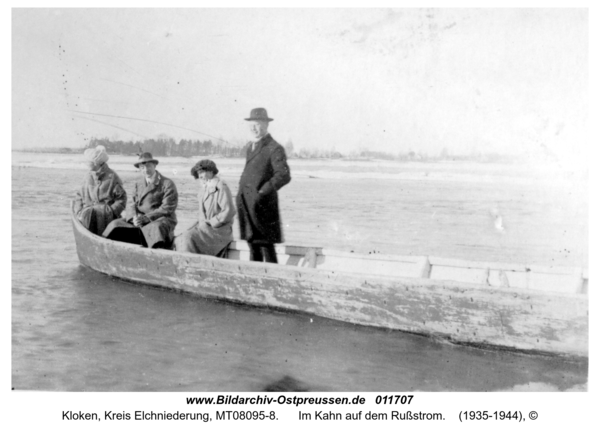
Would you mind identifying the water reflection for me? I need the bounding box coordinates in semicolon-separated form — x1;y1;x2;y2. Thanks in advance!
263;375;310;392
13;265;587;392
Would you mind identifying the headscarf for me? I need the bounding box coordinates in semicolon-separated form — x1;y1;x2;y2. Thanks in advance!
84;145;109;166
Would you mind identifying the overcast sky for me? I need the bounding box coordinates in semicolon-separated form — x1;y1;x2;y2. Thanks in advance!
12;8;587;157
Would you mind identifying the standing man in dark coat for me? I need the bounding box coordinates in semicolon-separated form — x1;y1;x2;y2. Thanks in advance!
237;108;291;263
103;153;178;249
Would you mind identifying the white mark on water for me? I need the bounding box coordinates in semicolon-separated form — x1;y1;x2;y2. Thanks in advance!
490;207;505;233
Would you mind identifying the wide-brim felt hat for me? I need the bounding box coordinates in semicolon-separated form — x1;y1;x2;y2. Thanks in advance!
245;107;273;122
134;152;159;168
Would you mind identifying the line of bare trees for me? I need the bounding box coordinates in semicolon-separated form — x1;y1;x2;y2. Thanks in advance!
29;137;519;162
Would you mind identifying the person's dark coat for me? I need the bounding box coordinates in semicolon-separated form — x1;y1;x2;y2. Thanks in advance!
236;133;291;244
103;171;178;248
74;163;127;235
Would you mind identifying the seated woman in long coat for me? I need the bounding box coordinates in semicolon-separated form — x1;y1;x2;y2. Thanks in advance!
175;160;235;256
74;145;127;235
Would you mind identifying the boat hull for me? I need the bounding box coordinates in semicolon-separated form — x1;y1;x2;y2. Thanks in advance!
72;213;588;357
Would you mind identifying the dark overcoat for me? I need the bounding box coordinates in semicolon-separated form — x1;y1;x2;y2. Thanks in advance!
236;134;291;244
103;171;178;248
74;163;127;235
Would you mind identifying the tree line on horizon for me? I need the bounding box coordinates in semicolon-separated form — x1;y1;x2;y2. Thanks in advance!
23;136;523;162
85;137;245;158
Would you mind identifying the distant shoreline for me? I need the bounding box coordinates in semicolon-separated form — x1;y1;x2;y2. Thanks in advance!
11;148;531;164
13;148;82;154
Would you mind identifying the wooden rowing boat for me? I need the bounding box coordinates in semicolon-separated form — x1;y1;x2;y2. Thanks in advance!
71;207;588;358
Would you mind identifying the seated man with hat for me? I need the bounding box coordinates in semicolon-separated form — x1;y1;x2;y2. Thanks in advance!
102;152;178;249
74;145;127;235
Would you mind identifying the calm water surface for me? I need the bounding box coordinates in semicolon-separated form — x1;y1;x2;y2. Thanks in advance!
11;155;588;391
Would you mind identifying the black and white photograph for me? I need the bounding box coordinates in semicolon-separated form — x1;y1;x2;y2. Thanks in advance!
9;5;593;420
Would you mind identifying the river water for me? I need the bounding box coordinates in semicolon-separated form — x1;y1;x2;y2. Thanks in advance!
11;152;588;391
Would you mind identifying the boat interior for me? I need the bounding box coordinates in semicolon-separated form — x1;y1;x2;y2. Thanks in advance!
225;241;588;295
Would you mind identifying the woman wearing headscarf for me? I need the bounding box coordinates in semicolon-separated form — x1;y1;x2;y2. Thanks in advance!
74;145;127;235
175;160;235;256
